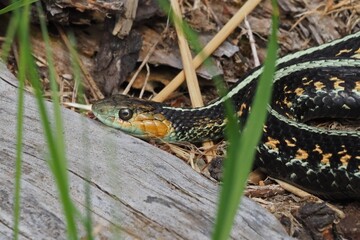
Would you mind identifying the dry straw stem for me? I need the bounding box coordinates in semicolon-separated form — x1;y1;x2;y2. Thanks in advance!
170;0;203;107
274;179;313;199
123;38;160;95
152;0;262;102
57;26;104;100
124;17;171;96
170;0;216;162
244;17;260;67
63;102;92;111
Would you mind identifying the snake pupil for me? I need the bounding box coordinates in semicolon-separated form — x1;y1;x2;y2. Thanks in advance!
118;108;133;121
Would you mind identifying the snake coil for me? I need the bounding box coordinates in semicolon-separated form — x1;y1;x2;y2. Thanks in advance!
93;32;360;200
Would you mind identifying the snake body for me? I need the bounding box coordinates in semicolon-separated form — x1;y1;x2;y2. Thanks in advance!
93;31;360;200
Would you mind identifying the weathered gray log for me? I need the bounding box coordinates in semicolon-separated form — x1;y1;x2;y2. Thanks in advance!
0;62;291;239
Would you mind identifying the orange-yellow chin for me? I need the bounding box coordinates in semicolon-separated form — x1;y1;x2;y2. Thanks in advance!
117;113;173;140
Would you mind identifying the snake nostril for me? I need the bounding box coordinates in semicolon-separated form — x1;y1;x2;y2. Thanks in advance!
99;108;106;114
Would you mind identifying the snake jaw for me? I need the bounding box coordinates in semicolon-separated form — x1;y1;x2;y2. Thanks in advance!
130;113;173;139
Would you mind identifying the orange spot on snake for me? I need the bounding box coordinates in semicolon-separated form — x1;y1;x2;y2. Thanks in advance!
296;149;309;160
238;103;247;117
295;88;305;96
285;139;296;147
330;76;345;90
340;154;351;167
265;137;280;150
314;81;325;90
320;153;332;165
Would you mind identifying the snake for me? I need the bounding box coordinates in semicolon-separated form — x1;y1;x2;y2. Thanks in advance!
92;31;360;200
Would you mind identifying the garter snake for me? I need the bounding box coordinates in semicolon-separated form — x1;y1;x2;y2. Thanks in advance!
92;31;360;200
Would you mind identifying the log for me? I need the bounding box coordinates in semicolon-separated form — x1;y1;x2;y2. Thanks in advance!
0;62;291;239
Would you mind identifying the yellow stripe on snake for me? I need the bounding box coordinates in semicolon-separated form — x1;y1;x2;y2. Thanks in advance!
92;31;360;200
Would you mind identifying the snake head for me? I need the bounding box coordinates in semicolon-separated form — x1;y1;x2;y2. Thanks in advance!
92;94;173;140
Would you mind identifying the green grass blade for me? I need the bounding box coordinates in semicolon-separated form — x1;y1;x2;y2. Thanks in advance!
212;0;279;239
35;3;79;239
68;33;94;239
13;6;25;239
5;0;79;238
0;0;38;15
67;31;86;104
1;9;19;60
65;30;95;238
13;57;24;240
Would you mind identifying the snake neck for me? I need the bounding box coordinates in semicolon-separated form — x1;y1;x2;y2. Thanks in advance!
159;103;226;142
159;82;256;142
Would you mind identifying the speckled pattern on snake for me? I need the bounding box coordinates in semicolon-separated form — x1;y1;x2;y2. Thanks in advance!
92;31;360;200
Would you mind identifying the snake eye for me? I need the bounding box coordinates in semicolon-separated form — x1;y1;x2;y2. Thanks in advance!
118;108;133;121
